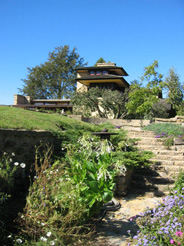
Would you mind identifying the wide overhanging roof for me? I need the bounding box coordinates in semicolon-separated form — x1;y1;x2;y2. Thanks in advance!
76;66;128;76
77;74;129;87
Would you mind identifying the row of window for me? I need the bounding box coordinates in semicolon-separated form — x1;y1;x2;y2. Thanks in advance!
89;70;108;76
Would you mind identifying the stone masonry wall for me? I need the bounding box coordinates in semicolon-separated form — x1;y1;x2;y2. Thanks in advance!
69;115;151;127
14;94;32;105
0;129;62;167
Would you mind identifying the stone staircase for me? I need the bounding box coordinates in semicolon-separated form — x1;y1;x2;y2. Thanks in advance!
126;129;184;196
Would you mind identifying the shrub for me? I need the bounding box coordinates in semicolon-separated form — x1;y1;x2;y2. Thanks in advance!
131;170;184;246
0;152;22;244
143;123;184;137
17;138;117;245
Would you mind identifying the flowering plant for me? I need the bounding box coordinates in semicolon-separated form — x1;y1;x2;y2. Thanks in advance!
131;170;184;246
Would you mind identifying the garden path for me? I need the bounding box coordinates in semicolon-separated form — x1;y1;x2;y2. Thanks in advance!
92;193;163;246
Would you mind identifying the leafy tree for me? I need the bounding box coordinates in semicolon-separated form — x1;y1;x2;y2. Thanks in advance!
71;87;129;119
126;61;163;119
94;57;106;66
163;67;183;110
19;45;87;99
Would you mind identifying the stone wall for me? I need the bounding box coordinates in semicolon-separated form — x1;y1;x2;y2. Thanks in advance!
155;116;184;125
0;129;62;167
69;115;151;127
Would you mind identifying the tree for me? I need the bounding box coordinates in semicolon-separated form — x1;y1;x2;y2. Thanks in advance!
94;57;106;66
163;67;183;110
126;61;163;119
71;87;129;119
19;45;87;99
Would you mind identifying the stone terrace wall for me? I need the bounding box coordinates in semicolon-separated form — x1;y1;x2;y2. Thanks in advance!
69;115;151;128
0;129;62;167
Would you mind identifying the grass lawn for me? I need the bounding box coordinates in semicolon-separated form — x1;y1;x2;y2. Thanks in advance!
0;106;96;133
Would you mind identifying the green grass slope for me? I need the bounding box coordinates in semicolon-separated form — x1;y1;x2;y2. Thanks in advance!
0;106;95;133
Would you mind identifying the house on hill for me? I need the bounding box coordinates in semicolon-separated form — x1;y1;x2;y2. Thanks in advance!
13;95;72;113
76;62;130;92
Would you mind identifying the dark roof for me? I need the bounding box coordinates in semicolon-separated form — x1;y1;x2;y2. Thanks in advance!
13;104;73;109
77;74;129;87
76;66;128;76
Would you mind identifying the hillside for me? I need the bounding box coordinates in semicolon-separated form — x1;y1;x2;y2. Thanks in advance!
0;106;95;133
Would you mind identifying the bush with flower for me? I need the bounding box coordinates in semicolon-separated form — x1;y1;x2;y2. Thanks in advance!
130;170;184;246
0;152;26;244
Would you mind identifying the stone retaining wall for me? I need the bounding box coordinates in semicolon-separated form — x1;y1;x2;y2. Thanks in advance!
69;115;151;127
0;129;62;166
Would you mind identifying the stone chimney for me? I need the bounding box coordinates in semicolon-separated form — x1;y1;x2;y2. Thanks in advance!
96;62;116;67
14;94;32;105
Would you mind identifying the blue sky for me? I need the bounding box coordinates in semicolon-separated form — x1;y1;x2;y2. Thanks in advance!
0;0;183;105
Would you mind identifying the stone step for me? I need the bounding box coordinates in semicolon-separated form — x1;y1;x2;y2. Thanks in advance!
127;130;155;137
150;160;184;166
151;150;184;156
137;145;184;151
150;155;184;161
164;165;184;172
129;138;164;144
138;145;170;150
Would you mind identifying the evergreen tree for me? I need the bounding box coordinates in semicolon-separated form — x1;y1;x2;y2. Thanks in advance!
19;45;87;99
164;67;183;110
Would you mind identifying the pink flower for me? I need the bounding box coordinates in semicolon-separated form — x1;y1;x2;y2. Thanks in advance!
170;239;174;244
175;231;183;237
178;242;181;245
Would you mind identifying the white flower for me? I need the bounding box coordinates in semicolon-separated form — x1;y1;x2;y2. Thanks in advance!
12;152;15;156
50;241;55;245
40;236;47;242
7;235;12;238
50;171;53;174
16;238;23;244
14;162;19;166
41;222;45;226
9;158;12;162
20;163;26;168
46;231;52;237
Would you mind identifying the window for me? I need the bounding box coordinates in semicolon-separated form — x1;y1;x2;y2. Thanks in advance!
89;71;95;76
96;71;101;75
103;70;108;75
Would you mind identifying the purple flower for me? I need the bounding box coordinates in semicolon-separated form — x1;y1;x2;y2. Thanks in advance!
115;126;121;129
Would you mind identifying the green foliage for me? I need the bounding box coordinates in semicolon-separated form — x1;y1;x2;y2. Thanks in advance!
132;173;184;246
177;101;184;116
112;150;153;169
126;61;163;119
94;57;106;66
65;135;116;217
163;136;174;149
172;169;184;194
17;138;116;245
19;45;87;99
163;67;183;111
0;152;19;244
143;123;184;149
0;152;18;194
143;123;184;136
151;100;170;118
72;87;129;119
